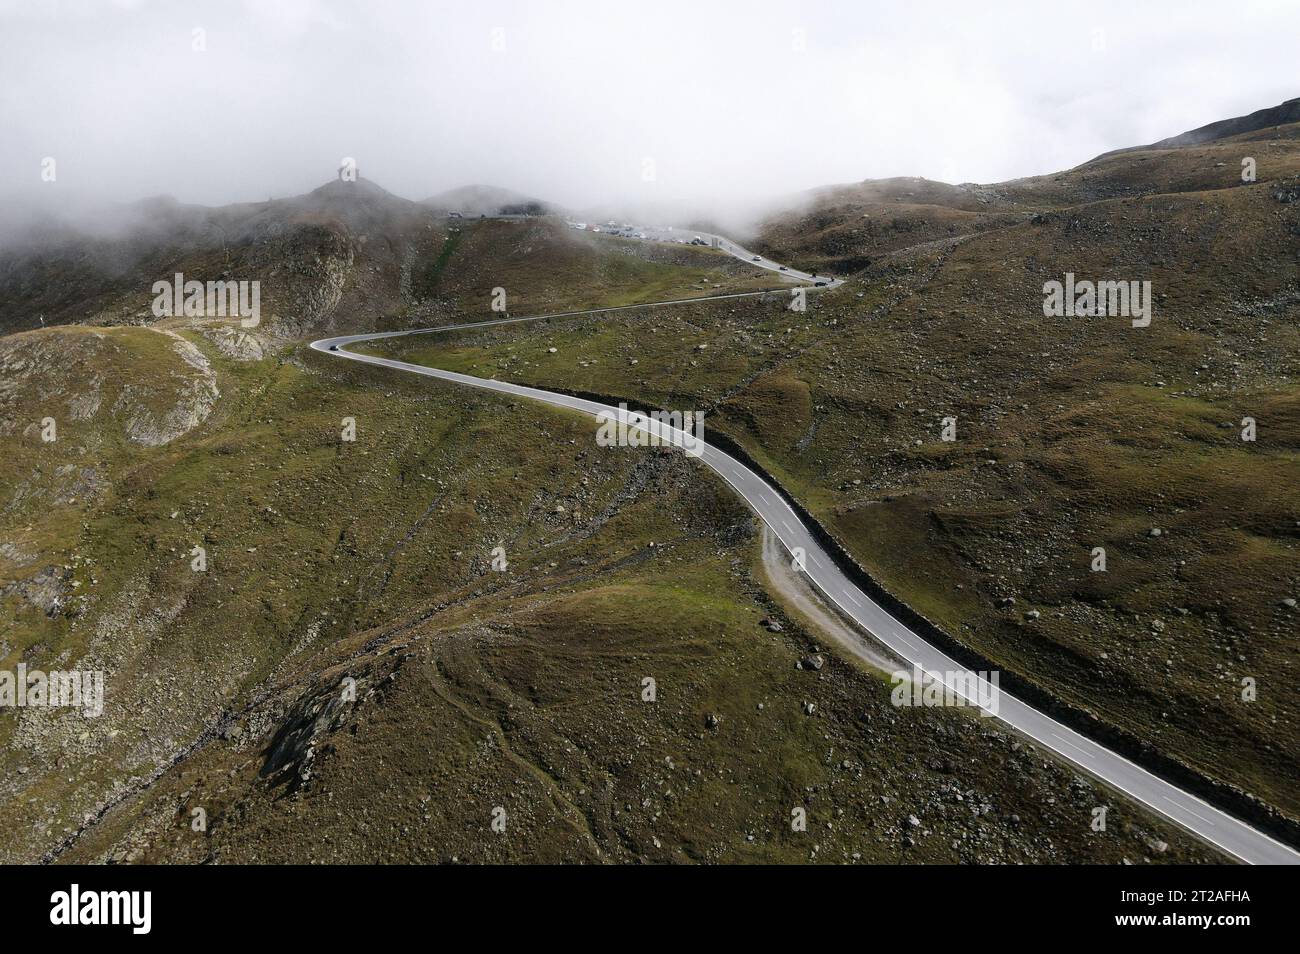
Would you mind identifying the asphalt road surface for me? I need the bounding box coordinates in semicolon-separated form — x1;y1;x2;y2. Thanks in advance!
312;239;1298;865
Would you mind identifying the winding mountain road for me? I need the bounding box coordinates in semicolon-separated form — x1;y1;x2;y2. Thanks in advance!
311;240;1298;865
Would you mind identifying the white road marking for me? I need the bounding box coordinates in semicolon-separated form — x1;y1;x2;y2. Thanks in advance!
1166;797;1215;826
1051;733;1095;761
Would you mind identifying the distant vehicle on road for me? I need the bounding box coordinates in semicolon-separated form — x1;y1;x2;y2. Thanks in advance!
751;256;760;261
329;344;339;351
779;265;788;271
448;211;462;218
814;281;827;287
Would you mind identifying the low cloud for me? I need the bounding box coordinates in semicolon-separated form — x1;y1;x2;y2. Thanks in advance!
1;0;1296;220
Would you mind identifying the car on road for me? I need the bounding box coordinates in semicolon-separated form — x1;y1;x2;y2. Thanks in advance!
814;281;827;287
329;344;339;351
779;265;788;271
751;256;760;261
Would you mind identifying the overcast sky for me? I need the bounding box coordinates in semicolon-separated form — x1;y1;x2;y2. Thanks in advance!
1;0;1297;215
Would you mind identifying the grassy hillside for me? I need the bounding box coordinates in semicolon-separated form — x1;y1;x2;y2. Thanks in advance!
4;116;1296;863
371;127;1300;823
1;315;1211;864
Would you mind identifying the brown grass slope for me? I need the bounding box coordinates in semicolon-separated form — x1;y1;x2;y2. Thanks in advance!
0;321;1212;864
379;123;1300;823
